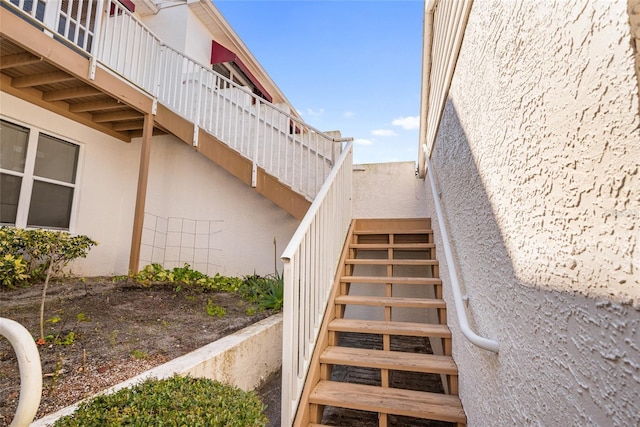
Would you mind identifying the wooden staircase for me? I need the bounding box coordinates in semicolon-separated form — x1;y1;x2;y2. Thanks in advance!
295;218;466;426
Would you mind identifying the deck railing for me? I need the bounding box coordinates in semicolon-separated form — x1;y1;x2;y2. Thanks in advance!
280;141;353;425
5;0;340;199
418;0;474;178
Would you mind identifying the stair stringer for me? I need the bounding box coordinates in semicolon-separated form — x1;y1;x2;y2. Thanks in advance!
153;103;311;220
292;219;358;427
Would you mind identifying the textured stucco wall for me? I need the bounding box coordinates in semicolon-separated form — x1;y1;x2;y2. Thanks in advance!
426;0;640;424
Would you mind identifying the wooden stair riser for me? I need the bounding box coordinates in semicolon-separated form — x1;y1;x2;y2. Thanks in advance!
340;276;441;285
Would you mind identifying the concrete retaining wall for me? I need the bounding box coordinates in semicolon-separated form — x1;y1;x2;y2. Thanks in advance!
31;314;282;427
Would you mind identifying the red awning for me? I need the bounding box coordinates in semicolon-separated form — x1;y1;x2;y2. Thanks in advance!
210;40;272;103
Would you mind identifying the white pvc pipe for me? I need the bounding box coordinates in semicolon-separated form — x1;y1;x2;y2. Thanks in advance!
425;156;500;353
0;317;42;426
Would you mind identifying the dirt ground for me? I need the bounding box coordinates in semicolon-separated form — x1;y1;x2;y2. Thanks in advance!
0;277;279;426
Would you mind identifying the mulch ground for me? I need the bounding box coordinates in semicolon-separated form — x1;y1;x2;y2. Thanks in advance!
0;277;278;426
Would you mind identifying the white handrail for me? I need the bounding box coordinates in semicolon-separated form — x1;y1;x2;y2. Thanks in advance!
425;155;499;353
0;317;42;426
280;141;353;425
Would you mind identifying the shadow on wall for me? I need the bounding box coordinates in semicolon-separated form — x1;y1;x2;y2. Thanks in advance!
425;99;639;425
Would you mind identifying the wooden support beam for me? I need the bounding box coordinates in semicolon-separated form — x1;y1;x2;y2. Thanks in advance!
11;71;75;88
42;86;103;101
0;7;154;113
0;74;129;142
112;120;144;131
93;110;143;123
129;113;154;274
68;99;125;113
0;52;41;69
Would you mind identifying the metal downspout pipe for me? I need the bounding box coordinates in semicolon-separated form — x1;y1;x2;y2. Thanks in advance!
425;155;500;353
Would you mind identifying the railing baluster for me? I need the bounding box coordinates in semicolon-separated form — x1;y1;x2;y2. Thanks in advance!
281;142;353;425
4;0;343;200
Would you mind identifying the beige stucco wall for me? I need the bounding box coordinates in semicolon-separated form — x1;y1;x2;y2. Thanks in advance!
142;135;299;277
1;93;140;275
352;162;427;219
426;0;639;424
350;162;442;355
137;6;189;54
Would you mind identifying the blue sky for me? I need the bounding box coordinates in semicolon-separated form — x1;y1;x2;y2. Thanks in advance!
215;0;424;165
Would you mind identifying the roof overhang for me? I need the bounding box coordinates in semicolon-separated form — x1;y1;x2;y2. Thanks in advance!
187;0;300;117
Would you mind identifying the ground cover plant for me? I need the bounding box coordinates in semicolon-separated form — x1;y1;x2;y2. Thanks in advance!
52;375;267;427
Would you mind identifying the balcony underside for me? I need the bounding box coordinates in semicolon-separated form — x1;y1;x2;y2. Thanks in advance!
0;7;310;220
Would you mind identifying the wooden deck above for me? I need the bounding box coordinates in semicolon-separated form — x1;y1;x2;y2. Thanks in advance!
0;6;310;220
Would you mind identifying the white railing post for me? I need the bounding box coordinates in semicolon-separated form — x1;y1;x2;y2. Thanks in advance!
88;0;106;80
42;0;59;35
252;99;261;188
0;317;42;427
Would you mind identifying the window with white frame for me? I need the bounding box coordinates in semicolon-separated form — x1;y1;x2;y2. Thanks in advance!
0;119;80;230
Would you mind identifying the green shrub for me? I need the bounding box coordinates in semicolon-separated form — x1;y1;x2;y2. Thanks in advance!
130;264;283;311
53;375;267;427
131;264;243;293
258;272;284;311
206;299;226;317
241;273;284;311
0;254;29;288
0;226;97;288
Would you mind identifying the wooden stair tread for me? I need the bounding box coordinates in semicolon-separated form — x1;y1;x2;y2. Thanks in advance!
345;258;438;266
321;346;458;375
340;276;441;285
350;242;435;250
354;228;433;235
335;295;445;308
329;318;451;338
309;380;466;423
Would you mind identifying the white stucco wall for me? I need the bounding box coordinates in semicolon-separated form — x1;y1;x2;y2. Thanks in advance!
1;93;140;275
426;0;640;424
137;6;189;54
142;135;299;277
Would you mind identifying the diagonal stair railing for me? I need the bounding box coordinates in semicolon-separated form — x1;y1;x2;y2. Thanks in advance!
280;141;353;426
4;0;343;200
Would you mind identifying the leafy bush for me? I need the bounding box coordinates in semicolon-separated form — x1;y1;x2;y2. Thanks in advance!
130;264;283;311
0;226;97;287
131;263;243;293
53;375;267;427
206;299;226;317
240;273;284;311
0;254;29;288
258;272;284;311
